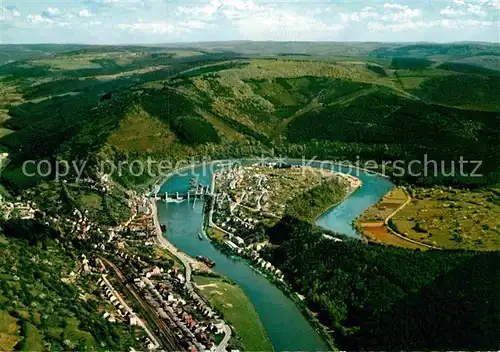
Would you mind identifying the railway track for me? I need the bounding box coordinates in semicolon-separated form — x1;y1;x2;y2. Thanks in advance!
100;257;184;351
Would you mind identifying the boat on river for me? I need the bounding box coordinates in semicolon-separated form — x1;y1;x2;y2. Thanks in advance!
166;196;184;203
165;192;185;203
195;255;215;267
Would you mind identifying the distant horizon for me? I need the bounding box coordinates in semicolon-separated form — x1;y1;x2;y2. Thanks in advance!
2;40;499;46
1;0;499;44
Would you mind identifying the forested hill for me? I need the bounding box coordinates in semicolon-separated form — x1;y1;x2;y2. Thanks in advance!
264;216;500;350
0;43;499;351
0;43;499;195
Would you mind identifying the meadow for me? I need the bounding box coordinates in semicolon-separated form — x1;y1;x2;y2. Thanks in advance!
355;187;426;249
193;275;273;351
392;186;500;250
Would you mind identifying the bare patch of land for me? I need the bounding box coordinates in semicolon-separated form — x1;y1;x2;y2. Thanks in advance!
356;187;427;249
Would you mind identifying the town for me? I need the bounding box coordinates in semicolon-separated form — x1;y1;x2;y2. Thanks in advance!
0;173;233;352
208;162;360;280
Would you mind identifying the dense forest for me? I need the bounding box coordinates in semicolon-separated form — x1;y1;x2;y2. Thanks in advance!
389;57;434;70
286;89;500;187
285;180;347;222
264;216;500;350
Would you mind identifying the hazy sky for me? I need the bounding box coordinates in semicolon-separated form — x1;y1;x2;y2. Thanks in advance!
1;0;499;44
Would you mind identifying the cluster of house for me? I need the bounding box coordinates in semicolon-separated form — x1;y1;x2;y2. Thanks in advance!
0;195;105;246
244;243;284;280
107;195;157;248
214;165;272;212
97;274;161;350
98;275;136;323
2;182;229;351
0;196;39;220
134;266;223;352
222;232;248;254
216;210;259;232
212;192;262;246
341;173;362;191
136;196;152;216
79;176;109;193
42;207;101;243
254;256;284;280
71;208;100;240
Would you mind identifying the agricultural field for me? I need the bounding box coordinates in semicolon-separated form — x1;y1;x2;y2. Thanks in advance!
356;187;426;249
391;186;500;250
193;275;273;351
34;58;102;71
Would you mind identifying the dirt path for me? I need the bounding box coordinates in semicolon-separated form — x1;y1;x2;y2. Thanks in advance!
358;187;439;250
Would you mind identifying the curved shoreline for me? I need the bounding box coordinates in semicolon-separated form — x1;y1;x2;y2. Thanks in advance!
383;188;441;250
151;157;390;196
313;173;363;223
152;157;392;351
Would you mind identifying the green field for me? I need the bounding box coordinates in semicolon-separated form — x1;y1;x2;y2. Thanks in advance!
193;275;274;351
392;186;500;250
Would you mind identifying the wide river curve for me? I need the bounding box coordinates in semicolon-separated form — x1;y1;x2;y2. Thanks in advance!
157;159;393;351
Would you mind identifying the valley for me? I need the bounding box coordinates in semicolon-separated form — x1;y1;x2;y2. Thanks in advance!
0;41;499;351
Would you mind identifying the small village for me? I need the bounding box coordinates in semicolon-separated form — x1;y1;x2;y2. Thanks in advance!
208;162;360;281
88;193;232;352
0;176;233;351
210;162;357;244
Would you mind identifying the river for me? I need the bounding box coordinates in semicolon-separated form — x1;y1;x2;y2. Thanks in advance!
156;159;393;351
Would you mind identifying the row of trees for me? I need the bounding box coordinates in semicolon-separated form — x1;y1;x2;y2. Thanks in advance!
264;216;500;350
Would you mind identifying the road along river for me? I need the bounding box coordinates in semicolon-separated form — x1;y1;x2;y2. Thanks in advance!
156;159;393;351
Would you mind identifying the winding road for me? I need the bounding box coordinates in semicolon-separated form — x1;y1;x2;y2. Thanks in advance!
151;200;232;352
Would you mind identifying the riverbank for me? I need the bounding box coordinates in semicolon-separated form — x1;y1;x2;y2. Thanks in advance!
208;226;341;351
154;158;393;351
354;187;439;250
150;200;233;352
193;275;274;351
313;172;362;222
205;161;367;350
151;200;206;273
241;251;338;351
207;166;344;350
